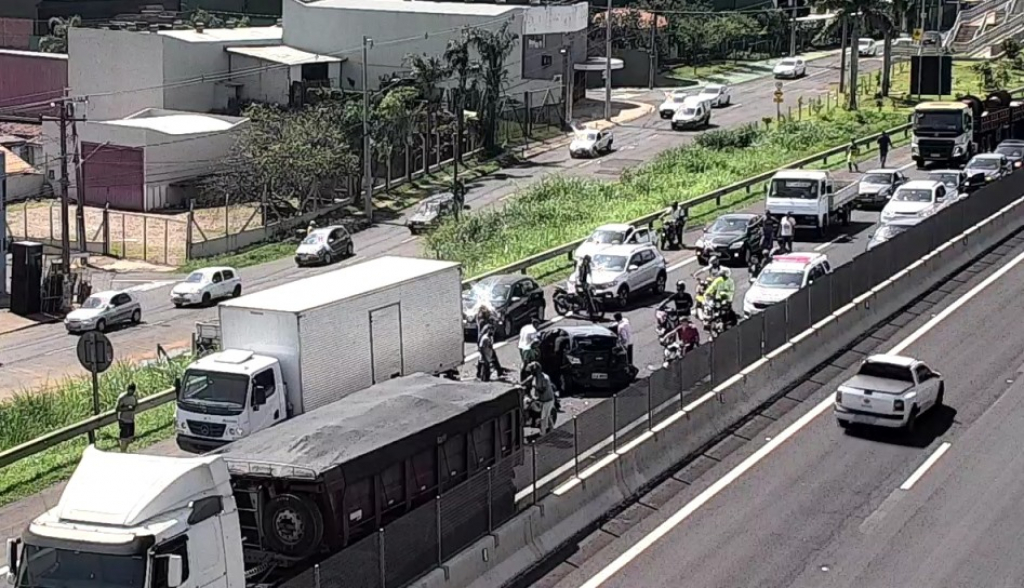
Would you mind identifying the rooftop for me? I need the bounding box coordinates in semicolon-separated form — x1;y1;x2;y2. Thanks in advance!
158;26;283;43
226;45;344;65
299;0;519;16
0;122;42;141
99;108;247;135
1;146;37;176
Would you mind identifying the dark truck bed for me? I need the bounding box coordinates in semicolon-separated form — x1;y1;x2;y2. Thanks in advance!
216;373;523;569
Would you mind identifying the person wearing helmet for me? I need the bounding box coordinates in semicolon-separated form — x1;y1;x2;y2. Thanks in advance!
693;253;722;281
661;202;688;247
658;280;694;318
575;254;596;313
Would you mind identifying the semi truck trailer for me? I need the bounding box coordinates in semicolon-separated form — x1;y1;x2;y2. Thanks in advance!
175;256;465;453
4;375;524;588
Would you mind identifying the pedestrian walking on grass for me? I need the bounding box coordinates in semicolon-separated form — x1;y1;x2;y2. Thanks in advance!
116;383;138;453
846;139;860;172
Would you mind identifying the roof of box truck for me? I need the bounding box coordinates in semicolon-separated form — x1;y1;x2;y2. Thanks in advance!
215;373;520;478
219;256;460;313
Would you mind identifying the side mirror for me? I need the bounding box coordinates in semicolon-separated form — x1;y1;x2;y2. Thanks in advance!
6;538;20;580
252;385;267;408
627;264;639;272
158;554;183;588
511;296;522;302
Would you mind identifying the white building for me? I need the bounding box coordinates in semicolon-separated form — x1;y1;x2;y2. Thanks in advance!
43;108;247;211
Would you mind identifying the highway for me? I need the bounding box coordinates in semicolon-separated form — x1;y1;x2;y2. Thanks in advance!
524;227;1024;588
0;52;882;395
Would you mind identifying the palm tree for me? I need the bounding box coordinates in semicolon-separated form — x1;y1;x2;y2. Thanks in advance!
405;54;449;173
444;31;479;169
39;15;81;54
470;21;518;155
818;0;892;108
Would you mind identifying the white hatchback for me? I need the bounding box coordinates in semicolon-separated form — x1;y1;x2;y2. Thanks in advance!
743;252;831;315
171;266;242;307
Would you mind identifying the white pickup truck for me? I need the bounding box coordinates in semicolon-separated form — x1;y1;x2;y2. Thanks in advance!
834;354;945;432
766;170;856;237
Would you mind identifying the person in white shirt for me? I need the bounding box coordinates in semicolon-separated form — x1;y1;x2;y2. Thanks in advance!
614;312;633;366
778;212;795;253
518;318;541;359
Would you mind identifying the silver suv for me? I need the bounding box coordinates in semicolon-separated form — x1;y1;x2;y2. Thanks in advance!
568;243;668;307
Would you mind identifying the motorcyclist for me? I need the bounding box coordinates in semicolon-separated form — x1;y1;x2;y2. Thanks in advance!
704;267;736;323
661;202;688;247
692;254;721;282
658;280;694;319
575;254;596;313
663;316;700;350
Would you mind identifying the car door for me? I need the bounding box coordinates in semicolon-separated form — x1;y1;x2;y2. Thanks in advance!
630;227;652;245
508;281;529;324
913;364;940;408
746;216;763;249
110;293;132;323
210;271;224;298
221;269;237;297
523;278;545;317
626;251;647;290
639;249;659;287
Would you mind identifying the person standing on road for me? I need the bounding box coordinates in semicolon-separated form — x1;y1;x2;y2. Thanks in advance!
477;323;496;382
778;212;795;253
877;131;893;168
846;139;860;172
524;362;557;434
518;318;541;362
116;383;138;453
614;312;634;366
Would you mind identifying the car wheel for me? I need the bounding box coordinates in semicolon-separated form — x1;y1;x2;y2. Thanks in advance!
202;292;212;306
323;251;333;265
653;272;667;295
837;419;849;430
232;285;242;298
173;302;183;308
346;242;354;257
905;406;919;434
935;382;945;408
96;319;107;333
616;285;630;308
131;309;141;324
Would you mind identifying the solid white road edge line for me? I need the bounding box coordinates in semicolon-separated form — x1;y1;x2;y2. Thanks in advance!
575;235;1024;588
899;442;952;491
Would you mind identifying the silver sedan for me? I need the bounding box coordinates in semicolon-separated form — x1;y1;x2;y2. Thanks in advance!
64;290;142;334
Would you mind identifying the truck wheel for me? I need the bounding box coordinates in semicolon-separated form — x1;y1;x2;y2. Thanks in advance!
262;494;324;559
841;206;851;226
905;407;919;434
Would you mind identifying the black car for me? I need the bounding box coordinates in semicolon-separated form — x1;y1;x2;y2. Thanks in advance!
695;213;763;266
462;275;546;339
537;325;635;394
407;192;468;234
995;140;1024;169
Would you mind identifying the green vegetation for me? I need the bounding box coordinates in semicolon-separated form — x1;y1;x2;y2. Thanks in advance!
885;59;1024;101
0;358;189;507
425;108;908;278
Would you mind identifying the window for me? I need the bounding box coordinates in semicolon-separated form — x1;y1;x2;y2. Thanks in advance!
524;279;539;293
526;35;545;49
629;253;644;268
152;536;190;588
212;272;223;283
222;269;235;280
541;54;553;67
112;293;131;306
512;282;526;298
915;365;936;381
252;369;276;401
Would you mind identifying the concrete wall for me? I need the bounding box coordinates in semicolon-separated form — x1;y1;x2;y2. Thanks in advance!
523;3;588;36
228;53;291;105
521;30;587;82
0;49;66;114
5;170;43;201
161;37;233;114
69;28;165;120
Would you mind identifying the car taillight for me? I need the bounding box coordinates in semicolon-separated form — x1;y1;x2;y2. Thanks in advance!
893;400;905;411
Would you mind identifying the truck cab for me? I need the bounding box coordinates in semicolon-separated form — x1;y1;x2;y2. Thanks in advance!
175;350;288;454
766;170;850;235
3;447;245;588
911;102;975;167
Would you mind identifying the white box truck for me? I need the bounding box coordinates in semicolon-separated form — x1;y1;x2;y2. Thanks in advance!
766;169;856;237
173;256;464;453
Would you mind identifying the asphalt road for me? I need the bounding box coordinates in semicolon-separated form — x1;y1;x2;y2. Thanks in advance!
0;52;883;395
528;230;1024;588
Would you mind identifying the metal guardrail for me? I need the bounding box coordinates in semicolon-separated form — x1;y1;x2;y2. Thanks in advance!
0;120;922;471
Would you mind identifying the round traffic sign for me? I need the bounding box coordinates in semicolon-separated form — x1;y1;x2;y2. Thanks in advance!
77;331;114;374
774;81;784;91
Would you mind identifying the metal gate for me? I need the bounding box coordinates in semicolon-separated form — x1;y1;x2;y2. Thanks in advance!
369;303;404;383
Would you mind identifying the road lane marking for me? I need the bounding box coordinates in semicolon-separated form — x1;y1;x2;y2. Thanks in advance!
668;256;697;271
400;236;418;244
118;280;175;293
576;237;1024;588
899;442;952;491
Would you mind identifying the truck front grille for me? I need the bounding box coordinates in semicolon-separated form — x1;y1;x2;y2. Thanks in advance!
186;420;227;438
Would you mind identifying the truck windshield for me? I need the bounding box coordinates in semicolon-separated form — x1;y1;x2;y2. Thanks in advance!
914;111;963;132
179;369;251;410
769;179;819;199
17;544;146;588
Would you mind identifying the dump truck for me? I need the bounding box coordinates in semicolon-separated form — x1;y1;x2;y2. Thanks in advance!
911;91;1024;168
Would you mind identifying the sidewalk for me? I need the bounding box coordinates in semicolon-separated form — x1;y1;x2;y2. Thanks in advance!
0;294;55;336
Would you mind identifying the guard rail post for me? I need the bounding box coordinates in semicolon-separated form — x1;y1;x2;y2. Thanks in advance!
572;417;580;477
646;380;653;431
486;466;493;531
313;563;321;588
435;496;443;565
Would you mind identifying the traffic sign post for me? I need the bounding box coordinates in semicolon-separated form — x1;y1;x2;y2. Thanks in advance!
77;331;114;444
773;88;784;121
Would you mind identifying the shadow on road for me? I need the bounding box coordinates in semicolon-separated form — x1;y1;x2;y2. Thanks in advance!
844;405;957;448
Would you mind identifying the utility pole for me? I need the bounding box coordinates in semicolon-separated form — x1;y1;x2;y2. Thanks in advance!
648;11;657;90
561;45;574;124
604;0;612;121
839;16;848;95
1;150;6;298
58;101;71;278
789;0;798;57
71;103;86;252
915;0;926;100
362;36;373;223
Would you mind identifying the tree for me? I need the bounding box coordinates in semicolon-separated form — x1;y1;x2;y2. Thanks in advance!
817;0;892;108
470;21;518;155
405;54;449;172
188;9;224;28
373;87;420;191
444;32;479;165
39;15;81;54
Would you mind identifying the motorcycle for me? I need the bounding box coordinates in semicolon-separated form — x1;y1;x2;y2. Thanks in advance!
655;308;678;339
659;219;683;250
693;275;713;323
553;284;606;321
523;387;561;432
703;298;738;338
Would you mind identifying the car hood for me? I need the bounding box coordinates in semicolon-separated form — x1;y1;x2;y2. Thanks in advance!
702;230;744;246
965;166;997;177
883;200;932;216
172;283;204;295
67;307;104;321
570;268;624;286
570;139;597;150
659;100;681;111
774;64;795;72
745;283;798;305
462;298;504;317
673;111;700;121
409;211;438;224
858;182;889;194
296;242;328;255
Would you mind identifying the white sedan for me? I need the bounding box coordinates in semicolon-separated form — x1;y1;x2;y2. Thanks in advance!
697;84;731;107
773;58;806;79
858;38;879;56
658;90;691;119
170;266;243;307
569;129;613;158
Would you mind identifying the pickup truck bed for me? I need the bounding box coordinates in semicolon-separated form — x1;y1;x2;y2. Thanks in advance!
842;374;913;394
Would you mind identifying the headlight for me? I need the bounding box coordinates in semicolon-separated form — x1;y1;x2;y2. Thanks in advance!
729;241;744;250
695;238;705;248
911;145;919;154
228;427;246;436
835;390;842;403
953;145;963;155
881;210;894;219
176;421;188;432
567;356;582;365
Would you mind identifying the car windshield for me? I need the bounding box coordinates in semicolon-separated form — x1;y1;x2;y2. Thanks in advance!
592;254;627;271
179;369;250;409
588;230;626;245
709;217;747;233
859;39;871;46
81;295;111;309
301;233;324;245
779;59;796;66
857;361;915;383
417;201;441;214
465;280;511;303
769;178;820;199
894;189;934;202
756;269;804;288
930;173;959;187
970;158;1000;170
16;544;146;588
184;271;207;283
573;334;617;351
996;145;1022;158
874;224;908;241
701;86;721;94
580;132;598;141
915;111;962;132
861;173;892;184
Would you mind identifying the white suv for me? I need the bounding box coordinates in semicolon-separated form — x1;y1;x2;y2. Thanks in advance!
743;252;831;315
881;180;947;226
567;243;667;307
574;223;654;261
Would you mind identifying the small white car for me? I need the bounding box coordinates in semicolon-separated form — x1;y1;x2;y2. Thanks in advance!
743;252;831;315
835;354;944;431
65;290;142;334
294;225;354;266
574;223;654;261
858;38;879;56
671;96;712;130
856;168;907;208
171;267;242;307
773;57;806;79
964;153;1011;183
658;90;691;118
567;243;667;307
697;84;731;108
881;180;947;226
569;128;613;158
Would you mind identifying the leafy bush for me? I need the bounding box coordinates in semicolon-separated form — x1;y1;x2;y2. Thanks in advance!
695;123;761;150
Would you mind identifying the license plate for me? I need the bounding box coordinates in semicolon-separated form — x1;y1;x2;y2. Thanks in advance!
851;413;875;424
592;373;608;380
